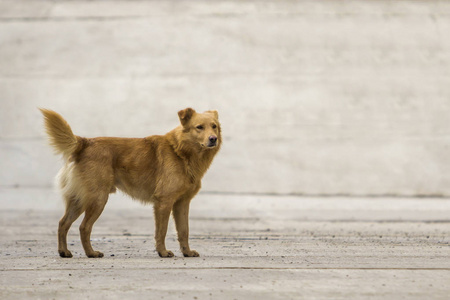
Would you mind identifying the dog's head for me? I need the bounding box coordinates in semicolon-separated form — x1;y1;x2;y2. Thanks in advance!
178;108;221;150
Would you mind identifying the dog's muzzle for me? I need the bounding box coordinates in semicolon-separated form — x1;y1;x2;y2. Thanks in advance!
207;135;218;148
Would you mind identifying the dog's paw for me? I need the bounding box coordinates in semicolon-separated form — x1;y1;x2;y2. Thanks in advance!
158;250;175;258
183;250;200;257
87;251;104;258
59;250;73;258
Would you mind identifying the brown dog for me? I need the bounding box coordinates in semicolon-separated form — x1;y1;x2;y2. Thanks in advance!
39;108;221;258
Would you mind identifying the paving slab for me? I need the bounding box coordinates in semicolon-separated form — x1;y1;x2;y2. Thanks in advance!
1;195;449;299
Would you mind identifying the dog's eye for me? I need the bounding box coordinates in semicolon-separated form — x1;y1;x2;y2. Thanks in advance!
212;124;217;129
196;125;204;130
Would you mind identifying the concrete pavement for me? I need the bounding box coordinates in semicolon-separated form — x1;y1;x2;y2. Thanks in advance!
1;194;449;299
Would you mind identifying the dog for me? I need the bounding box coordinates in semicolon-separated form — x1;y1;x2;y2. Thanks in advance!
39;108;221;258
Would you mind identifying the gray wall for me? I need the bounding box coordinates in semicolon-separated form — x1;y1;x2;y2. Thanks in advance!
1;0;450;199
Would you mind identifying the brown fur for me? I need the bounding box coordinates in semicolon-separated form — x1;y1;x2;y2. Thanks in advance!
39;108;221;258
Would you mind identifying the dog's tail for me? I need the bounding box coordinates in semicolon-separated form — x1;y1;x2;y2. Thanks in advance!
39;108;84;158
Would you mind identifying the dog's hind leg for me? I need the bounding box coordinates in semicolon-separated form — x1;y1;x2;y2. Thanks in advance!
79;193;108;258
58;195;84;258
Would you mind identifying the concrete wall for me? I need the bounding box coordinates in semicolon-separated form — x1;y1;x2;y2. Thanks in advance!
1;0;450;198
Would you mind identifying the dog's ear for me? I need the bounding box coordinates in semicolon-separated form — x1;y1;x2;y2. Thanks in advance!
178;108;196;126
205;110;219;120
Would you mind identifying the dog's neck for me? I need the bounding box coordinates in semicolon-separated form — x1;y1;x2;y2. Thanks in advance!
166;127;220;183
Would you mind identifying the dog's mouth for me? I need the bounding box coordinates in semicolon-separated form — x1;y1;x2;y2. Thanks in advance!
201;142;218;149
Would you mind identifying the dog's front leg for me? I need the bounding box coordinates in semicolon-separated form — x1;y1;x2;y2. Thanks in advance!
173;198;199;257
153;202;174;257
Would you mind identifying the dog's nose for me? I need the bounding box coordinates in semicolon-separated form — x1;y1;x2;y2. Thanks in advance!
209;135;217;143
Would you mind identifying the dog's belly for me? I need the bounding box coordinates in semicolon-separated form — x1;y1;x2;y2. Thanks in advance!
114;174;200;204
114;179;156;203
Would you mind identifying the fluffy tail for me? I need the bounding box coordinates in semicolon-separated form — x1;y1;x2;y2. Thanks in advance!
39;108;81;158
